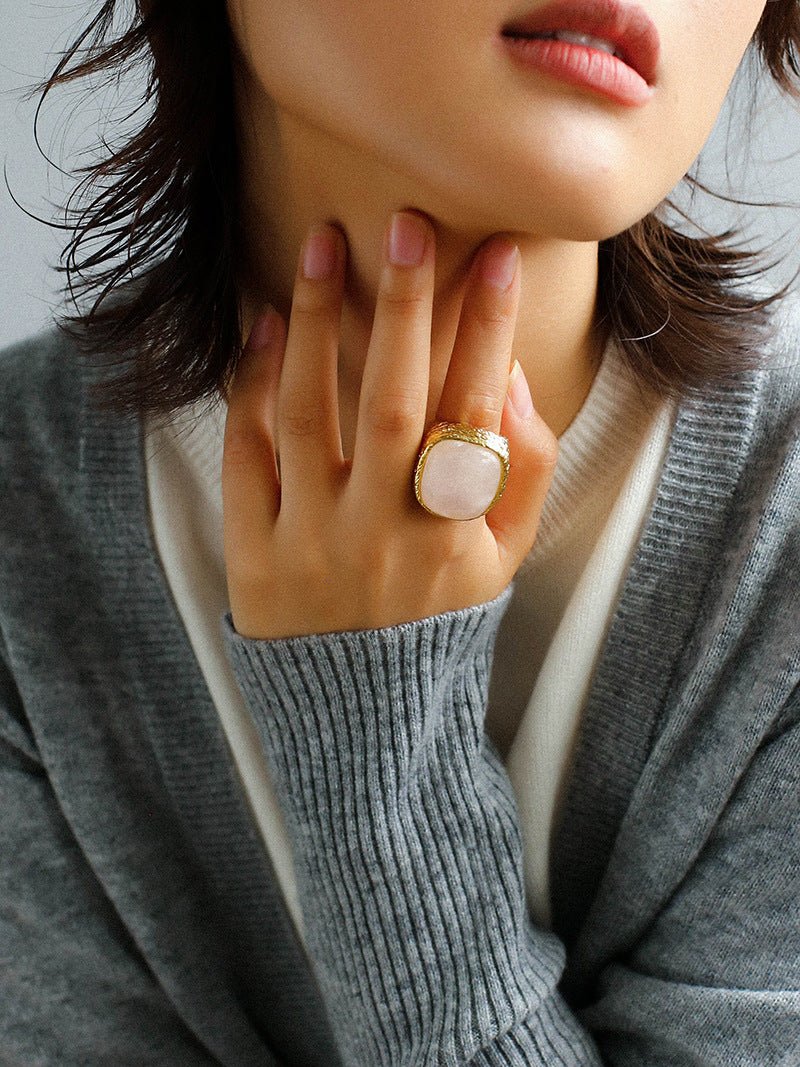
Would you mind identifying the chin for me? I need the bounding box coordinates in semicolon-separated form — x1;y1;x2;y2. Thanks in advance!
556;209;651;243
515;188;657;243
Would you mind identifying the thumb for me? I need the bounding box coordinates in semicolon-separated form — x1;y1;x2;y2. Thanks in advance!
485;359;559;569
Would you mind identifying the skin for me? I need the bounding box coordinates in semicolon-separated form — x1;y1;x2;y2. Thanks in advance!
221;0;770;639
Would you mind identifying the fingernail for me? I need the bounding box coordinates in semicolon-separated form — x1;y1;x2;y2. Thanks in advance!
388;211;427;267
248;306;279;349
482;240;519;291
303;226;338;280
507;360;534;419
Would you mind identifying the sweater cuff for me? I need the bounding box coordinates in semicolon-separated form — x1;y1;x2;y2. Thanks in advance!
220;582;578;1063
221;584;514;820
223;579;511;692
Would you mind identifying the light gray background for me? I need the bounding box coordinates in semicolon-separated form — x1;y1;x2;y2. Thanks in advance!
2;1;800;350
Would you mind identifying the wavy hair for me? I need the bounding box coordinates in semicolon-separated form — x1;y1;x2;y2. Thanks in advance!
16;0;800;416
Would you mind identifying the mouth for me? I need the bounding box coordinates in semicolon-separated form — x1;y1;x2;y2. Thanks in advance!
501;0;660;86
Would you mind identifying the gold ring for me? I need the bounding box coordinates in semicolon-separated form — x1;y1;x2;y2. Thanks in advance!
413;421;509;520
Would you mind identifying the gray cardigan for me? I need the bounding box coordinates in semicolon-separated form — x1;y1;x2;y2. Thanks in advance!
1;290;799;1066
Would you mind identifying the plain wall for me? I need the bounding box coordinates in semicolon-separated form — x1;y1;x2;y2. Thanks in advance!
2;1;799;350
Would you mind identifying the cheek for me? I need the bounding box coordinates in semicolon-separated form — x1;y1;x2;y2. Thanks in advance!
226;0;427;138
646;2;767;182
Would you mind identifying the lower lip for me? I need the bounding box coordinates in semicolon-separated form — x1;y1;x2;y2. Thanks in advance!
499;35;653;108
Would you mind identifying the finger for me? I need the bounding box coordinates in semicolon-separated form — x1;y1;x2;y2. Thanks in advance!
349;210;434;506
485;361;559;568
435;234;521;436
222;309;285;577
275;222;346;512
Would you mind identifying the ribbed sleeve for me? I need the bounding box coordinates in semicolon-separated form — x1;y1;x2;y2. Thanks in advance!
221;585;601;1066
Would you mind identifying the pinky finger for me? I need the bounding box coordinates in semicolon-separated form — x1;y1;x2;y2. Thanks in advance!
485;361;559;571
222;309;285;575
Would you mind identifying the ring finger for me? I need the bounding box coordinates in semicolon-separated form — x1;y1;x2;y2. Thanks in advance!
435;235;521;434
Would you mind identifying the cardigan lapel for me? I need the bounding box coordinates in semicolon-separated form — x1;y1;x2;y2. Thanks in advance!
63;356;342;1064
551;370;765;1002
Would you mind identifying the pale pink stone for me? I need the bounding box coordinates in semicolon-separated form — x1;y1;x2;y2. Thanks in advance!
419;439;502;520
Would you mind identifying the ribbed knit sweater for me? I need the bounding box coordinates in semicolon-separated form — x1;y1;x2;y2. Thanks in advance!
1;292;799;1066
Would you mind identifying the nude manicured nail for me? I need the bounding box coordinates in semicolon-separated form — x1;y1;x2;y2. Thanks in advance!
388;212;427;266
248;306;279;349
303;227;338;279
507;359;534;419
482;240;519;291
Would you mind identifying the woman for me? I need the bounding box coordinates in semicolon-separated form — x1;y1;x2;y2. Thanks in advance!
2;0;799;1063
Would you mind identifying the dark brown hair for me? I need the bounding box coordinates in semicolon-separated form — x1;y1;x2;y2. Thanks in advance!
18;0;800;416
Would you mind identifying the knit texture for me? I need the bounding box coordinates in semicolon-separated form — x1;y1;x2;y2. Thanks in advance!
142;328;670;939
221;590;598;1064
1;289;799;1065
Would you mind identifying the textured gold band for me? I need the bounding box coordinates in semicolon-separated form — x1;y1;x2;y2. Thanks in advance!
413;421;510;519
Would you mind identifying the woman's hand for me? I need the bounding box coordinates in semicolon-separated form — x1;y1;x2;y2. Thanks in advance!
222;210;558;640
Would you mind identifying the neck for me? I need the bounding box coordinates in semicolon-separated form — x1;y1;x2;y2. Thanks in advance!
234;71;609;450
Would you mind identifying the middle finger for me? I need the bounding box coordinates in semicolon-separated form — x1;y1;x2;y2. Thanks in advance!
349;210;435;504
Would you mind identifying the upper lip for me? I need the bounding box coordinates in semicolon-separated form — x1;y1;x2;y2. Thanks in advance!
501;0;660;85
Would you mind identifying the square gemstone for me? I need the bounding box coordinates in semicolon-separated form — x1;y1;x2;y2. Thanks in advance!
419;439;502;520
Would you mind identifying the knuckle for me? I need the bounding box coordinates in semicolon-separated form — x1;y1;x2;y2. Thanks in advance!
223;437;251;470
469;279;516;332
298;547;330;587
535;434;560;471
472;302;511;331
379;283;428;316
276;520;327;571
229;554;270;591
363;395;421;436
424;526;463;560
356;537;393;574
462;393;505;429
280;405;323;439
291;288;336;316
223;421;267;465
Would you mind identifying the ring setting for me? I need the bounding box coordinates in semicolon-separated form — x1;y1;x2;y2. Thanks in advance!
413;421;510;520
